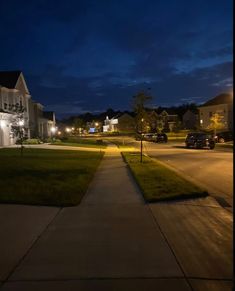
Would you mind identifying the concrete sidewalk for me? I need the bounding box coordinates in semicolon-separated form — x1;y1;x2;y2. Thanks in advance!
0;145;233;290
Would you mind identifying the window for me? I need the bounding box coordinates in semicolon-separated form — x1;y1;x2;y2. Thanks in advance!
4;103;7;110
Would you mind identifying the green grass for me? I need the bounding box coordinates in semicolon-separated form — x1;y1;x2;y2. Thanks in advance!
51;137;107;148
122;152;207;202
0;148;104;207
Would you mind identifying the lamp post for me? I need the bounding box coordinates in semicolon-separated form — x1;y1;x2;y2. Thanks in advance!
140;118;144;163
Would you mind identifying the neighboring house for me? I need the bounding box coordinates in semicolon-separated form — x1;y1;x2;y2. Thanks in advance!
182;110;199;129
103;116;118;132
0;70;56;146
41;111;56;138
116;113;135;132
156;109;179;132
198;93;233;131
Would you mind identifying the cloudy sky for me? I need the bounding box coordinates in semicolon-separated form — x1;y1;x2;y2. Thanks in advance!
0;0;233;118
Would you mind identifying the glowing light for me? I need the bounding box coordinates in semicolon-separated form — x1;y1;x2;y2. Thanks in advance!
66;127;71;133
18;120;24;126
50;126;56;133
0;120;6;128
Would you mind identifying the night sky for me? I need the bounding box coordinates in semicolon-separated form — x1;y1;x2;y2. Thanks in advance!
0;0;233;118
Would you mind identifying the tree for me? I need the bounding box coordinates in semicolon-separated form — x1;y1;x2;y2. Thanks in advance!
132;90;152;133
73;117;85;135
10;103;27;156
207;113;225;136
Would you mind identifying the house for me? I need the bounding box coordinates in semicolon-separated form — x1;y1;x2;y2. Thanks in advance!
182;110;199;129
154;109;179;132
116;113;135;133
0;71;30;146
103;116;118;132
0;70;56;146
198;93;233;131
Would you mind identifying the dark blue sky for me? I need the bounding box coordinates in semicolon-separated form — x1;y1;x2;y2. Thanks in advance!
0;0;233;117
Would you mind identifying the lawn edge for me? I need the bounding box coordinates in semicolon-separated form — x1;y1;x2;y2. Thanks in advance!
121;151;208;203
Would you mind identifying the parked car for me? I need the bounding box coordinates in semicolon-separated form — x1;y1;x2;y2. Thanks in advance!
214;131;233;143
143;133;154;141
185;132;215;149
152;133;168;143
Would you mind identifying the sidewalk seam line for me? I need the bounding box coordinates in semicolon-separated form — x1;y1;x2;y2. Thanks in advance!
146;205;194;291
1;207;63;287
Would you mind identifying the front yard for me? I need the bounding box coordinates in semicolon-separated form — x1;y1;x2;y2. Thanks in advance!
0;148;104;207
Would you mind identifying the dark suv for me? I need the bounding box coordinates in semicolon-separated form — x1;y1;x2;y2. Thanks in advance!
185;132;215;149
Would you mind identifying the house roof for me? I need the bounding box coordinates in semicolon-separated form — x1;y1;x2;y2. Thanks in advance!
201;93;233;107
0;71;21;89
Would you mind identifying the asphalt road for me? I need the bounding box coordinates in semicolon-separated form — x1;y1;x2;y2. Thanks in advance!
134;140;233;209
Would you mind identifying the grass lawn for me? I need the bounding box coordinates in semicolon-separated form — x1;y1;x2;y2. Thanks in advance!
0;148;104;207
51;137;106;148
122;152;208;202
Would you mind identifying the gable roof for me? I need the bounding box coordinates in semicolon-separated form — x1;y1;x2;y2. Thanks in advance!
201;93;233;107
0;71;22;89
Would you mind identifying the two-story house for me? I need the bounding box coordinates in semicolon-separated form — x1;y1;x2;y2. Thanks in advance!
0;70;56;146
0;71;31;146
198;93;233;131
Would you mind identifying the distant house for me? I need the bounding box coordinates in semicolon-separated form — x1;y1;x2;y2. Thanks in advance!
103;116;118;132
0;70;56;146
198;93;233;131
182;110;198;129
154;109;179;132
117;113;135;132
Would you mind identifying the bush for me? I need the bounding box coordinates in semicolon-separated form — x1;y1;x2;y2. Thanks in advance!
23;138;41;144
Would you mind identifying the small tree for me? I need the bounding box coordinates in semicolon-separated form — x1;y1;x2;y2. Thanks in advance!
10;104;27;156
73;117;85;135
132;90;152;133
132;90;152;163
207;113;225;136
